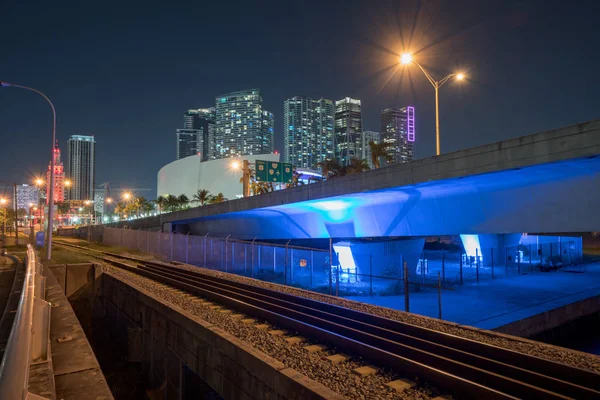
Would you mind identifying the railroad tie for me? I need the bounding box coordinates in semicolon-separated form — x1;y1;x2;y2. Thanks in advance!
284;336;306;345
230;314;245;319
268;330;287;337
241;318;257;325
352;365;378;377
219;309;232;315
385;379;416;393
303;344;326;353
326;354;349;364
255;324;270;330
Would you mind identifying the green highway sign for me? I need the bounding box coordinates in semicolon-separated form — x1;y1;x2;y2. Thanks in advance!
255;160;268;181
281;163;293;184
255;160;293;183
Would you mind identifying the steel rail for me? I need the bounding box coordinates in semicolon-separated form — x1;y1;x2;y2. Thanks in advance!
138;262;599;399
55;241;600;399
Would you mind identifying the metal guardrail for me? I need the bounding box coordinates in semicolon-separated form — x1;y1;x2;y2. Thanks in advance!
0;244;51;400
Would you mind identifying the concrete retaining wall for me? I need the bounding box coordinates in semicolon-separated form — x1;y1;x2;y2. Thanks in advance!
102;272;343;400
494;294;600;337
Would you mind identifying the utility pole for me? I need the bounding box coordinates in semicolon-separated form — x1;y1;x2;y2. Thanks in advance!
13;184;18;241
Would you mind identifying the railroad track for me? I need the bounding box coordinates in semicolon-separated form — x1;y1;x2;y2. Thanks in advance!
54;240;600;399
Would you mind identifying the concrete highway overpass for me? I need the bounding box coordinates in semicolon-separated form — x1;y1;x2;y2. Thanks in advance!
118;119;600;240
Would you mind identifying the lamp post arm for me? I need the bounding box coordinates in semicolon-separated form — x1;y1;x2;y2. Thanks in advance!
438;73;456;88
412;61;438;87
1;81;57;260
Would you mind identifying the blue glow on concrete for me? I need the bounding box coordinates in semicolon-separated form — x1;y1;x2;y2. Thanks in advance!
460;234;481;257
333;242;358;278
292;199;358;223
460;234;484;264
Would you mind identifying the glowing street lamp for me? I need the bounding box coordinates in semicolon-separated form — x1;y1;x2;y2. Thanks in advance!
231;160;250;197
400;53;466;156
122;192;132;201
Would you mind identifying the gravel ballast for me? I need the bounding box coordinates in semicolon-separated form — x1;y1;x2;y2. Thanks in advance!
166;260;600;375
103;264;440;400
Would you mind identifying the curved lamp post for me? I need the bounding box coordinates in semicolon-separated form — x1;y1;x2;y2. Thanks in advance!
0;81;56;260
400;54;465;156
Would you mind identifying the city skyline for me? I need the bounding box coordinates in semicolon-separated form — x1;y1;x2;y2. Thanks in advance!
0;0;599;196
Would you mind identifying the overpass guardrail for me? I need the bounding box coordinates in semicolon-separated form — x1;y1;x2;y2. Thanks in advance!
0;244;51;400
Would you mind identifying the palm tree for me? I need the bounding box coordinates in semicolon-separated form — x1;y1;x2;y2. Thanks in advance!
154;195;167;214
208;193;227;204
177;194;190;210
346;157;370;175
368;140;393;169
114;201;127;218
164;194;179;212
193;189;211;206
133;197;153;217
317;159;346;179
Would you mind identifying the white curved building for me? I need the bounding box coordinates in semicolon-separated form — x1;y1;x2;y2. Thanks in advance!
157;154;281;201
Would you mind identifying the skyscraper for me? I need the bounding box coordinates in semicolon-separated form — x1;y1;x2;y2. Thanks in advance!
66;135;96;201
214;89;274;159
314;98;335;164
380;106;415;164
262;110;275;155
361;131;381;169
45;141;66;204
334;97;362;165
283;97;334;170
176;108;216;161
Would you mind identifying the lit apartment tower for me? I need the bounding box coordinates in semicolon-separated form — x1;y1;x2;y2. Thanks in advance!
334;97;362;165
214;89;274;158
16;184;39;210
314;98;335;165
45;141;66;204
361;131;381;169
176;108;216;161
283;97;334;169
284;97;313;168
66;135;96;201
380;106;415;164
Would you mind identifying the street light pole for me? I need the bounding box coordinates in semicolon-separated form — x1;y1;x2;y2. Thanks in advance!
400;54;464;156
1;81;56;260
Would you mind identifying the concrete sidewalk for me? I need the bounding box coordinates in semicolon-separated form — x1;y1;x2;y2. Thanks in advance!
345;263;600;334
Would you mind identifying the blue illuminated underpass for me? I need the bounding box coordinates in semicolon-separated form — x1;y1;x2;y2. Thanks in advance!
185;155;600;240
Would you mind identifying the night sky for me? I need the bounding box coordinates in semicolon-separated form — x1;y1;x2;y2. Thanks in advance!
1;0;598;199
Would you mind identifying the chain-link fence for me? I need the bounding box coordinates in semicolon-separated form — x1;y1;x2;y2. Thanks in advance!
415;239;584;286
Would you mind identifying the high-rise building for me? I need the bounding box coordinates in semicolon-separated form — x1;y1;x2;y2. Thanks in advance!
177;108;216;161
15;184;39;210
361;131;381;169
334;97;362;165
314;98;335;165
283;97;334;170
284;97;313;169
66;135;96;201
45;141;66;204
380;106;415;164
214;89;274;159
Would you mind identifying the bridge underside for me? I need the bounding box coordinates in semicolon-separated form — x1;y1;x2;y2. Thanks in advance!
184;156;600;240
